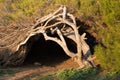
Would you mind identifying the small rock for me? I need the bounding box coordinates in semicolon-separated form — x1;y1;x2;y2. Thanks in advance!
34;62;42;66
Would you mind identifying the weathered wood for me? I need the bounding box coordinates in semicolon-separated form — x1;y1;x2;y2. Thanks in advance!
0;6;95;68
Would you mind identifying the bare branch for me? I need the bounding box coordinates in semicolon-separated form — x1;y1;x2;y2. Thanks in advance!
43;32;75;57
43;14;62;27
34;6;63;28
56;28;66;45
63;6;67;19
58;18;82;57
67;13;76;25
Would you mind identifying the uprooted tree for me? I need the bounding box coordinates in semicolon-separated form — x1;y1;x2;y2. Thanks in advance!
0;6;96;68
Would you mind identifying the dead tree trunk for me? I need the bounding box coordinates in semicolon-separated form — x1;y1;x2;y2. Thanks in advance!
0;6;95;68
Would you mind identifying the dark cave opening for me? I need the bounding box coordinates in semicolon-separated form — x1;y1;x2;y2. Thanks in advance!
23;34;70;66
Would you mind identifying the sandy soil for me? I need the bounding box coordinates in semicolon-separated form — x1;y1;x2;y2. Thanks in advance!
0;58;79;80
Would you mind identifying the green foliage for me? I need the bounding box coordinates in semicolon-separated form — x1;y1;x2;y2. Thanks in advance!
95;26;120;70
56;68;78;80
0;0;45;25
102;70;120;80
12;0;45;16
97;0;120;26
32;68;120;80
82;0;120;70
78;0;100;17
78;0;120;30
56;68;98;80
33;68;98;80
55;0;80;8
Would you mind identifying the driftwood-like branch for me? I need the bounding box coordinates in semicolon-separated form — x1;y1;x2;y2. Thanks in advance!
43;32;75;57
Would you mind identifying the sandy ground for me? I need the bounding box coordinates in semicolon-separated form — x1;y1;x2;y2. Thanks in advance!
0;58;79;80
